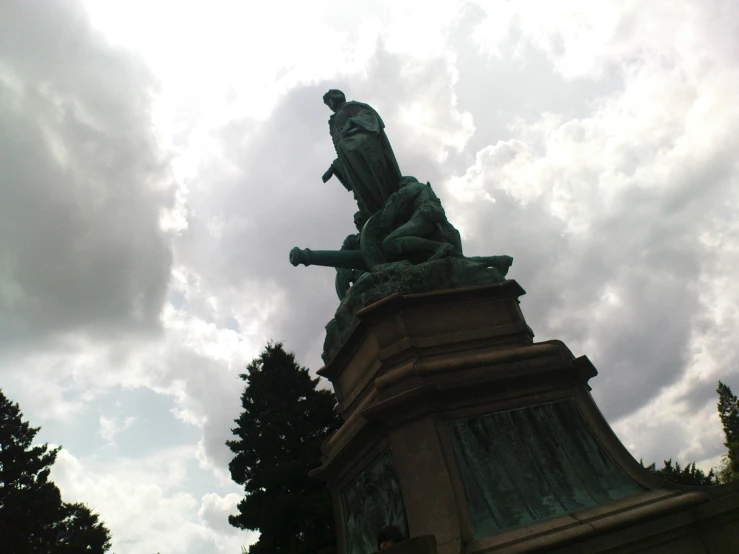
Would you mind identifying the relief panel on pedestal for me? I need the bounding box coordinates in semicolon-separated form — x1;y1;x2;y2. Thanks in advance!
447;400;643;539
341;449;409;554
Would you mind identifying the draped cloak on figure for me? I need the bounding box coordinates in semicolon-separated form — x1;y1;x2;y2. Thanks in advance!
328;101;402;218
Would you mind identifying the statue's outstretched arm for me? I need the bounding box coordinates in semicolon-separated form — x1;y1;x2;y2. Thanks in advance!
322;166;334;183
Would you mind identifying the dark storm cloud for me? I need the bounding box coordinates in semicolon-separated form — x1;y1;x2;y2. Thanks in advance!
0;0;175;352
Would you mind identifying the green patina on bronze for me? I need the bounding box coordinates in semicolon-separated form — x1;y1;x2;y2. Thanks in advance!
321;89;401;218
289;90;513;362
448;401;644;539
340;449;409;554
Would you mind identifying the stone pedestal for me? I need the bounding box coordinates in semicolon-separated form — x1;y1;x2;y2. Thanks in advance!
310;281;739;554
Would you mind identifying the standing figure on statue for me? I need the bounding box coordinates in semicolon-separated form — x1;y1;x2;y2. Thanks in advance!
322;89;402;218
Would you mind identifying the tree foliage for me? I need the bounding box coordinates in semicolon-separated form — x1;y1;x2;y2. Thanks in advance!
0;389;111;553
717;381;739;483
641;458;717;486
227;343;342;554
640;380;739;486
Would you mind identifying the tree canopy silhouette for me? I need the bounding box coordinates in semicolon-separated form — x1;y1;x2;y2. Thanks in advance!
717;381;739;483
0;389;111;553
641;458;716;486
227;343;342;554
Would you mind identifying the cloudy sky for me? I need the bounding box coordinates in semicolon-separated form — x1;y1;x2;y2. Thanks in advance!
2;0;738;552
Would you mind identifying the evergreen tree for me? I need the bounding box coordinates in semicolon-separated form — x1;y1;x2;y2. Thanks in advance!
54;502;113;554
227;343;342;554
641;458;716;486
717;381;739;483
0;389;112;553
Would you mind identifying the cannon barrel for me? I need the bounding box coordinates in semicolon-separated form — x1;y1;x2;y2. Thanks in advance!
290;247;368;270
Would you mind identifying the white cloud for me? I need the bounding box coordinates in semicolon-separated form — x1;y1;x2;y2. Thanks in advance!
472;0;739;81
446;0;739;465
198;492;243;535
99;415;137;444
51;448;254;554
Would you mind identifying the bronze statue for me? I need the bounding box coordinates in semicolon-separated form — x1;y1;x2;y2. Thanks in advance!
289;90;514;361
380;177;462;262
322;90;402;218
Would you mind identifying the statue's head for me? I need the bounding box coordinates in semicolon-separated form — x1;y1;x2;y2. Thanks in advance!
323;89;346;112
